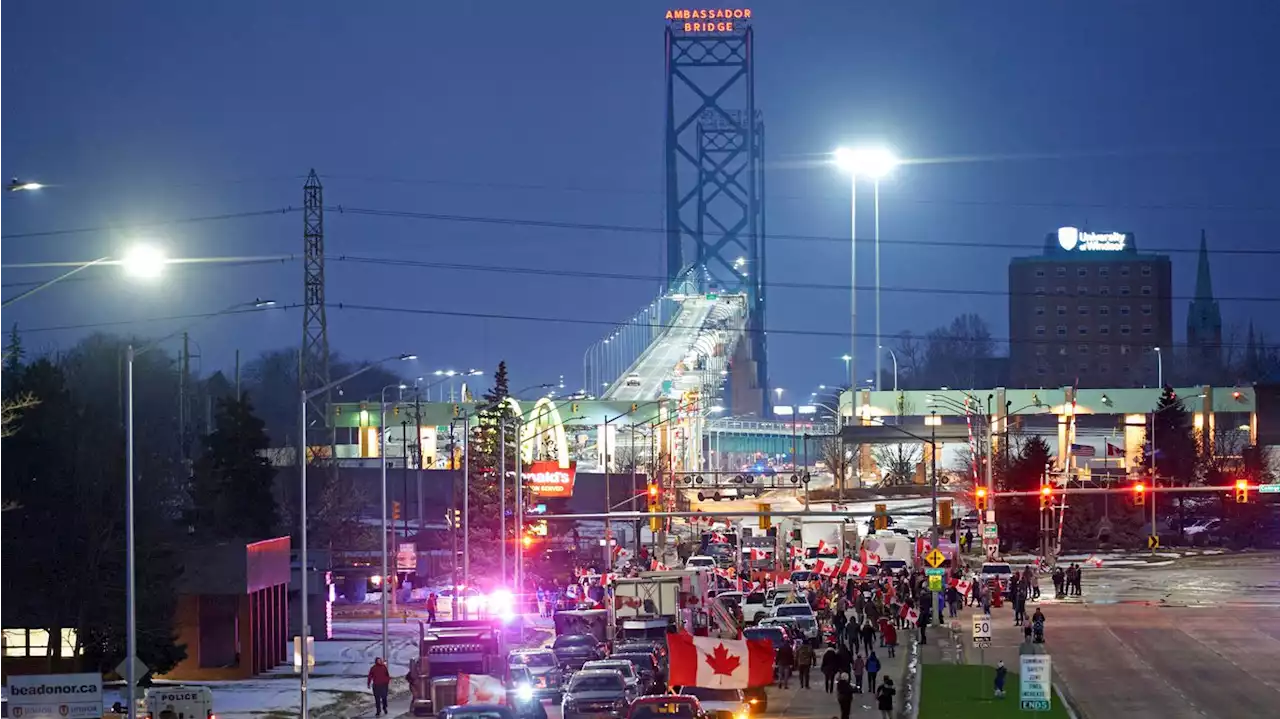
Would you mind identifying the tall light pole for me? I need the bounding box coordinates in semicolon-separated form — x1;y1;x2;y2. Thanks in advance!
1154;346;1163;388
879;345;898;392
841;355;852;386
124;294;276;719
377;382;406;664
834;146;899;392
299;352;416;718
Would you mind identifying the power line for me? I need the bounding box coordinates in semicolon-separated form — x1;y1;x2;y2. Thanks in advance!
321;301;1263;351
18;304;297;335
1;257;295;289
0;207;300;240
320;173;1280;214
332;254;1280;304
328;205;1280;256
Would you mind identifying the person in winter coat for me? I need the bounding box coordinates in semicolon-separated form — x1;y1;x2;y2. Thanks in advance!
845;618;861;652
835;672;854;719
820;644;840;693
860;620;876;655
796;641;816;689
367;657;392;716
775;641;795;689
865;651;882;691
833;607;848;641
850;653;866;693
875;677;896;719
881;621;898;658
994;660;1008;698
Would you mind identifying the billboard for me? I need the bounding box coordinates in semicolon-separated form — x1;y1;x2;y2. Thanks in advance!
6;673;103;719
525;460;577;498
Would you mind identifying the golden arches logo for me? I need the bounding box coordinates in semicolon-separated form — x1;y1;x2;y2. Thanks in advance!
521;397;570;468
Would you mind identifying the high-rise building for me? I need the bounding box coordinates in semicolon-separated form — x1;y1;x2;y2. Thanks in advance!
1186;230;1222;370
1009;227;1173;388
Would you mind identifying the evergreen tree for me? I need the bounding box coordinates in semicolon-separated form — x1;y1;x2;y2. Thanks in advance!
190;395;280;540
1140;386;1200;537
995;436;1052;550
463;362;519;583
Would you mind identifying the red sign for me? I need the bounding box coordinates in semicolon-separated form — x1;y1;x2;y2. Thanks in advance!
525;461;576;497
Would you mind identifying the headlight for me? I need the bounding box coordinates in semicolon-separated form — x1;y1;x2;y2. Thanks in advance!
517;686;534;702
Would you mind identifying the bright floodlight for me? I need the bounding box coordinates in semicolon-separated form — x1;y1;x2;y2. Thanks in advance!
121;245;166;279
833;146;899;179
8;180;44;192
399;354;417;361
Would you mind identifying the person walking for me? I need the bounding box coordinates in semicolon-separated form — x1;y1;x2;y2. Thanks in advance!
875;677;896;719
796;640;815;689
367;657;392;717
865;651;881;692
426;592;438;623
994;660;1008;698
821;644;839;693
775;640;795;689
881;621;898;658
851;653;865;693
860;619;876;656
835;672;854;719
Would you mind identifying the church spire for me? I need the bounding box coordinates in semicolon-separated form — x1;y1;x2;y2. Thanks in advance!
1187;229;1222;369
1194;229;1215;301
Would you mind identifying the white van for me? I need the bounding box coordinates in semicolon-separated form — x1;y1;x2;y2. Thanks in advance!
145;685;214;719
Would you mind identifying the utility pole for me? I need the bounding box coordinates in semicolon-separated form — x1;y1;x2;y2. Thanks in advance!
448;424;459;608
234;349;241;401
179;331;189;460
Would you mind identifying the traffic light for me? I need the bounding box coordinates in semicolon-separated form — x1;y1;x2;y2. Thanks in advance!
631;403;639;413
648;484;660;500
392;501;402;521
571;403;581;414
758;503;772;530
1235;479;1249;504
1133;482;1145;506
522;534;533;549
452;404;461;417
873;503;888;531
393;405;400;417
1039;485;1052;511
975;487;988;512
938;500;952;529
650;515;662;532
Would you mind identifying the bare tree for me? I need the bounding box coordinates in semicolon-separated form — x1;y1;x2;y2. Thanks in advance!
873;443;923;486
819;437;859;493
893;331;925;387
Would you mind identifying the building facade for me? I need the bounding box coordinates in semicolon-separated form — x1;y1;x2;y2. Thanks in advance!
1009;227;1173;388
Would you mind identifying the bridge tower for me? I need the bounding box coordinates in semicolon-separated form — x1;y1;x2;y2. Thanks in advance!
664;9;767;414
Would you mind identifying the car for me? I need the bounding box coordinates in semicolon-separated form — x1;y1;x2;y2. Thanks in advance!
625;374;643;388
743;626;788;652
739;591;768;623
509;649;564;698
437;586;488;619
553;634;606;672
561;669;632;719
763;585;799;610
582;660;642;699
673;687;748;719
979;562;1014;582
685;555;717;570
755;617;802;642
626;695;707;719
609;651;662;693
508;667;552;719
613;639;668;673
440;704;518;719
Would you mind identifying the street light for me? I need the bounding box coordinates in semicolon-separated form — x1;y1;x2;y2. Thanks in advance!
879;345;898;392
1153;347;1163;388
377;382;407;665
299;353;415;718
834;145;900;392
7;178;43;192
123;297;275;719
2;245;170;308
841;355;852;386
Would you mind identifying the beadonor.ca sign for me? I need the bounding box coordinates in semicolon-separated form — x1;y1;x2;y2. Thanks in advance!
525;461;576;497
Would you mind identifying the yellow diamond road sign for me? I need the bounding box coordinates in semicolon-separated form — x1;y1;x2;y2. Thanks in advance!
924;548;947;568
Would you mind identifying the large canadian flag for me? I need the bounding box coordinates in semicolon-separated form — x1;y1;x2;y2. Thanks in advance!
668;633;775;688
457;673;507;705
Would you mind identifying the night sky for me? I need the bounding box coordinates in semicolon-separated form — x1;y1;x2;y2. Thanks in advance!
4;1;1278;397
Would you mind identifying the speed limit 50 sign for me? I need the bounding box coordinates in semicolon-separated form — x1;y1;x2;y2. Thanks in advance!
972;615;992;646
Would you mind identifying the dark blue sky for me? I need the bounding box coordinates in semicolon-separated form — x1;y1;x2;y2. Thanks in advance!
4;1;1278;396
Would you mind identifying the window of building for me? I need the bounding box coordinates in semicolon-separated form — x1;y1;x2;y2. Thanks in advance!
1057;305;1067;315
1121;344;1131;356
1141;304;1152;316
1099;267;1110;278
1098;286;1111;296
1078;306;1089;316
1099;345;1110;355
1120;266;1131;277
1056;286;1067;295
1035;286;1046;296
1142;324;1153;335
1120;286;1131;296
1141;285;1153;296
1035;344;1047;356
1141;265;1152;277
1079;344;1089;354
1120;324;1131;335
1077;268;1088;277
1035;306;1045;316
1035;325;1046;336
1057;325;1067;337
1;629;79;658
1099;363;1110;373
1099;325;1110;335
1058;346;1068;356
1120;305;1131;316
1099;306;1110;316
1056;266;1067;277
1078;326;1089;335
1035;268;1046;278
1036;366;1047;376
1077;285;1089;296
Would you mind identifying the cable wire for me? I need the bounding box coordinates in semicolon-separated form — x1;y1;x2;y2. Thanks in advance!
0;207;300;240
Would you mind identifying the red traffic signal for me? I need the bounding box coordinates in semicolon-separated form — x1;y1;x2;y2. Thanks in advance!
1235;479;1249;503
1039;485;1052;510
648;484;659;499
1133;482;1145;506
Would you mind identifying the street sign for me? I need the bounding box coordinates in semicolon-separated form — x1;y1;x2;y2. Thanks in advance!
1019;653;1052;712
925;567;945;592
115;656;149;683
972;615;992;646
1259;483;1280;494
983;523;999;539
1147;534;1160;549
924;548;947;568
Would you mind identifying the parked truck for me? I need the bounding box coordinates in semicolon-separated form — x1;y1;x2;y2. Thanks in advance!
407;619;507;716
861;530;916;572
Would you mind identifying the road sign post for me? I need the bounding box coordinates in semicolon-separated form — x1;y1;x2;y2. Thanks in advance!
1019;652;1052;712
972;615;992;647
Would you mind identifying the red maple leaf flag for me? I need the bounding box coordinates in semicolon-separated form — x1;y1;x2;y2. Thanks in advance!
668;632;775;688
457;673;507;706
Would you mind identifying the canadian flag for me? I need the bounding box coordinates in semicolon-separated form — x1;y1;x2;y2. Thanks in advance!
863;551;881;566
748;548;769;561
816;540;838;556
905;608;920;625
841;558;867;578
813;559;837;578
788;545;803;558
1086;555;1104;568
668;632;775;689
955;579;972;597
457;673;507;705
651;561;670;571
600;573;616;587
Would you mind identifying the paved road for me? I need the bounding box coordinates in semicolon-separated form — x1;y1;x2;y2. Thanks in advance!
608;298;714;402
957;595;1280;718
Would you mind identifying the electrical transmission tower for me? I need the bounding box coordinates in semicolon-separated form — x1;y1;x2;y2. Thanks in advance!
301;169;331;450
